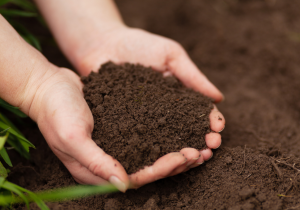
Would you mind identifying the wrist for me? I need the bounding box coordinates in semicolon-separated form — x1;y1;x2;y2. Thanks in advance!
34;0;126;75
69;23;127;75
18;61;58;121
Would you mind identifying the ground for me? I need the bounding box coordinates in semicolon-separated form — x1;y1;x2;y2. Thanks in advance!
6;0;300;209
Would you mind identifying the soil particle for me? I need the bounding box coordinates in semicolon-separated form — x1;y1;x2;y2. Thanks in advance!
142;198;159;210
104;199;121;210
82;62;213;174
239;187;255;200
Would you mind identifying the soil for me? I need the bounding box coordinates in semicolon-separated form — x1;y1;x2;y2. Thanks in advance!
81;62;212;174
6;0;300;209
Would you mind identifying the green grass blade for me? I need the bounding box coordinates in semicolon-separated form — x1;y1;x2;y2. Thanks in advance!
0;120;32;159
0;133;11;167
0;177;5;186
37;185;118;202
0;162;8;178
0;128;10;135
6;136;30;159
0;122;35;149
24;33;42;51
9;20;42;51
0;184;118;206
11;20;41;47
26;192;50;210
11;183;49;210
10;0;36;12
0;132;8;150
2;180;30;209
0;0;11;7
0;147;12;167
0;113;24;135
0;8;37;17
0;99;27;118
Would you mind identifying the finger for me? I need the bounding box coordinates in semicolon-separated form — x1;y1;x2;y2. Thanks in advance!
188;149;213;169
167;148;204;176
200;148;213;161
53;135;129;192
167;45;224;102
205;132;222;149
180;148;201;167
210;105;225;132
181;152;205;173
129;152;186;189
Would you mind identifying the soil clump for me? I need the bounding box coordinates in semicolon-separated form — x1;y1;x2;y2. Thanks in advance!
81;62;212;174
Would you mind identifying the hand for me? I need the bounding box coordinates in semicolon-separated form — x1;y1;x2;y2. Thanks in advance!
72;27;226;188
30;66;129;192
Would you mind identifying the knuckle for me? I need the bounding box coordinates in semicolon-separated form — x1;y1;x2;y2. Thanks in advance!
87;153;112;177
168;40;184;52
89;161;104;177
59;127;86;143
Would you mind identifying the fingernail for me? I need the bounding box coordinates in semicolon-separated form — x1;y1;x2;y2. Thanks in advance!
218;125;225;133
109;176;127;193
181;158;187;165
215;139;222;149
197;161;204;165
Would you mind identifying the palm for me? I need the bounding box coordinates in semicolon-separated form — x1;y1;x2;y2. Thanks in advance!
78;28;223;102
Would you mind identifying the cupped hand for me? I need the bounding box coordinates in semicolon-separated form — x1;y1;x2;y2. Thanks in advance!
29;66;129;192
72;26;226;188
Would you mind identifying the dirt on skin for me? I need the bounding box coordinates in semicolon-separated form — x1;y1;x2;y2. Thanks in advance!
81;62;212;174
6;0;300;209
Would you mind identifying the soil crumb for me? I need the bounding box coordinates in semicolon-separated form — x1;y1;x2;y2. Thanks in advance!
81;62;213;174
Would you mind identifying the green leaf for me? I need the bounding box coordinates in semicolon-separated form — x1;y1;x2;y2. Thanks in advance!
6;135;30;159
13;185;49;210
0;113;23;135
0;147;12;167
0;184;118;206
0;8;37;17
0;128;10;135
8;20;42;51
0;0;11;7
26;192;50;210
24;33;42;51
0;177;5;187
0;121;35;149
0;99;27;118
10;0;37;12
2;180;29;209
0;132;8;150
37;185;118;202
0;162;8;178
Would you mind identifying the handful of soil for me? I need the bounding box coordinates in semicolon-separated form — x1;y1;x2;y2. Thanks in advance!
81;62;213;174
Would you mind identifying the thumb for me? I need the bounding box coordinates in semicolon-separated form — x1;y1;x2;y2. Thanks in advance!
52;134;129;192
167;44;224;102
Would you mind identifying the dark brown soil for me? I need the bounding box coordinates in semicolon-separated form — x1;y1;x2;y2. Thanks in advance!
6;0;300;209
81;62;212;174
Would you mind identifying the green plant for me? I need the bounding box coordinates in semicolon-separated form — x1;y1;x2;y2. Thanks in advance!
0;0;42;50
0;100;119;209
0;183;117;207
0;99;48;209
0;99;34;162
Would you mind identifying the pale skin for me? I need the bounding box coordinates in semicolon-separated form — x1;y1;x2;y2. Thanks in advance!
0;0;225;192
